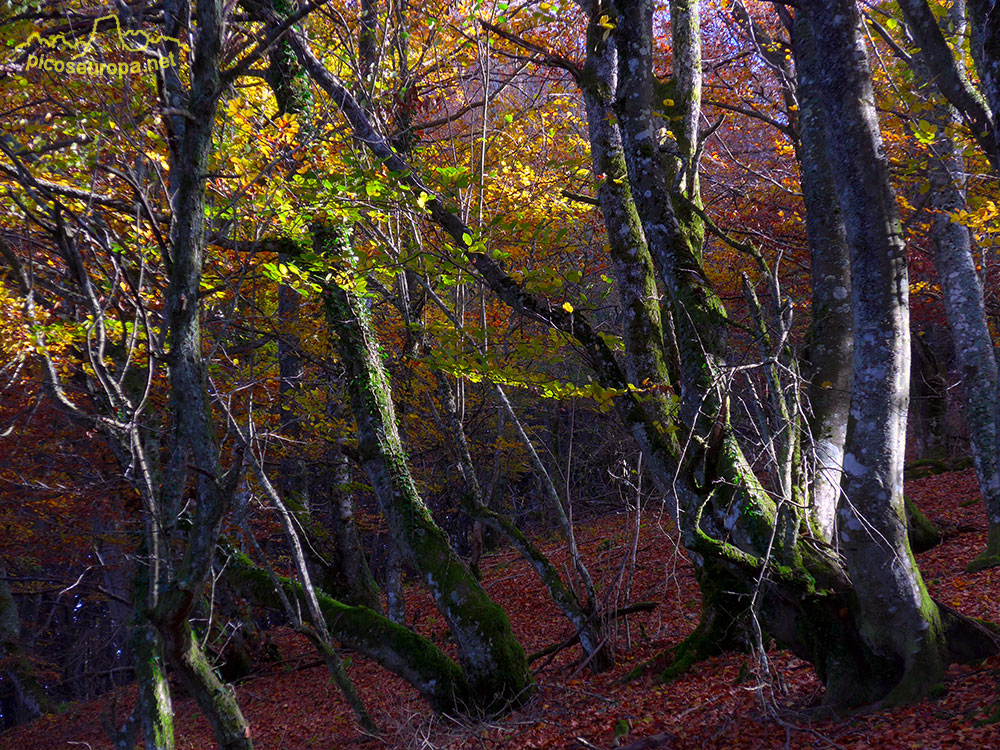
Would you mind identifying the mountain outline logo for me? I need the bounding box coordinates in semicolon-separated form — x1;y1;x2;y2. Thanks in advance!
17;13;179;77
16;13;179;58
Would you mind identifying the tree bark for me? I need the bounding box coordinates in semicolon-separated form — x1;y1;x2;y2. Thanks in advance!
327;439;382;607
793;11;854;544
315;225;532;712
153;1;255;744
801;0;947;703
579;5;682;512
223;548;473;712
902;0;1000;569
965;0;1000;159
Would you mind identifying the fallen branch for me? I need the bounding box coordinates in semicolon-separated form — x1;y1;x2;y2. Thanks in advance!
528;601;658;663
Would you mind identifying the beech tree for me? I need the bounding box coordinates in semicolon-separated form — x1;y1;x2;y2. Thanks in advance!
894;0;1000;567
6;1;1000;745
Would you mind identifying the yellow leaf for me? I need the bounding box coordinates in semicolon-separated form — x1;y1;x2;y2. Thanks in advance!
562;302;574;313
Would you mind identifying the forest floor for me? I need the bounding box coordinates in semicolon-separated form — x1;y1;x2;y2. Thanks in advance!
3;467;1000;749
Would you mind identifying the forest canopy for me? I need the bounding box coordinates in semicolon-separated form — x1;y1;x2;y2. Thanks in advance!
2;0;1000;747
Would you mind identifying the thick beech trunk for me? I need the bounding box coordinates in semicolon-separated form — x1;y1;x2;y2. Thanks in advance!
802;0;947;703
579;9;681;509
126;548;174;750
611;0;778;625
793;12;853;544
315;226;531;712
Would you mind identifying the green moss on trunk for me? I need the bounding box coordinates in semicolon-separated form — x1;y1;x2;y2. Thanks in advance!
313;225;532;713
223;547;474;714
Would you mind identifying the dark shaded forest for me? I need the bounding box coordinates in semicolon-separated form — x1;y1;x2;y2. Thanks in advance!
2;0;1000;747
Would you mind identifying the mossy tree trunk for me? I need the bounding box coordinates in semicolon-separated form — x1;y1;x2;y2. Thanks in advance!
152;1;254;745
288;15;1000;707
801;0;948;704
314;225;532;713
123;543;175;750
611;0;779;649
222;548;473;713
579;5;682;510
129;620;175;750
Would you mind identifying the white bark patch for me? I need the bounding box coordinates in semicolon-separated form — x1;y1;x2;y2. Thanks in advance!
724;503;740;531
843;452;867;477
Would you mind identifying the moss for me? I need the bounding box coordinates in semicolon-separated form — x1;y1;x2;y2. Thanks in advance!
166;623;252;750
966;553;1000;572
224;547;479;715
313;228;533;713
657;559;749;682
905;495;942;553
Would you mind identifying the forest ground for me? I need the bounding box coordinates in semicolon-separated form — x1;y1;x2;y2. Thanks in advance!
3;468;1000;749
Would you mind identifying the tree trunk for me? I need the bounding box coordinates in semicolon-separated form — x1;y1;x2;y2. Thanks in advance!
965;0;1000;159
904;0;1000;569
158;621;251;750
327;439;382;607
131;620;175;750
127;544;174;750
801;0;947;703
154;1;255;744
315;225;532;713
223;549;472;713
929;114;1000;568
579;5;682;511
792;11;853;544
